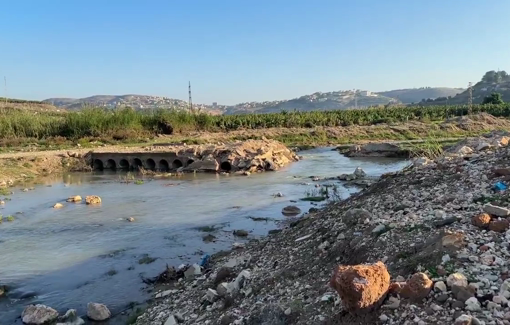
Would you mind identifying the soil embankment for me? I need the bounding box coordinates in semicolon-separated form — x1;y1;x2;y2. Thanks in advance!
134;130;510;325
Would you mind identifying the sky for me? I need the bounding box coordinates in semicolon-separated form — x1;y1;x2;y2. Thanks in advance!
1;0;510;105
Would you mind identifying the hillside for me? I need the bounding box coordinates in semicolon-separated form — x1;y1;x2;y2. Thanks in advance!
43;95;197;111
224;90;399;114
416;72;510;106
43;91;399;114
0;98;62;112
377;87;464;104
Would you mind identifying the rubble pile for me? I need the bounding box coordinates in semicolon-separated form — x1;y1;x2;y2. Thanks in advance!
135;131;510;325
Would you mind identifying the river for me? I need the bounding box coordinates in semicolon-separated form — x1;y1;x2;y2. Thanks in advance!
0;147;408;324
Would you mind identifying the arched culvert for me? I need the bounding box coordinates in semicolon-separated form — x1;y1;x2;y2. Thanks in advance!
93;159;104;170
186;159;195;166
172;159;183;169
133;158;143;170
159;159;170;171
220;161;232;172
119;159;129;170
146;158;156;170
105;159;116;170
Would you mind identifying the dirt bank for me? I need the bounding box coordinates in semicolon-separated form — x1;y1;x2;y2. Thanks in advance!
133;130;510;325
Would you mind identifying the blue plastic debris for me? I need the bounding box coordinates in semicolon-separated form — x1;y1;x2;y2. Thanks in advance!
493;181;508;191
200;254;210;267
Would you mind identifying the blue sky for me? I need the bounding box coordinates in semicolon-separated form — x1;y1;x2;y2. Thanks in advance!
1;0;509;104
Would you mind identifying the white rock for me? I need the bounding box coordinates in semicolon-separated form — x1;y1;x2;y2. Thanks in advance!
483;203;510;217
184;264;202;279
434;281;447;292
465;297;481;311
454;315;473;325
205;288;219;303
447;273;468;288
379;314;389;322
22;305;59;325
353;167;366;178
86;303;111;321
494;295;509;305
164;315;177;325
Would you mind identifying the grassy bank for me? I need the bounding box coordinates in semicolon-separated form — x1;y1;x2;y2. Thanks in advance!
1;104;510;152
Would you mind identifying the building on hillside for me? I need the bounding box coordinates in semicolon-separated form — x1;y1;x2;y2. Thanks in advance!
359;90;371;96
212;102;218;107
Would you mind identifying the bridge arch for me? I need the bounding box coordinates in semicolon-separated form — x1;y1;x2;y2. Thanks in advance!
172;159;183;169
133;158;143;170
159;159;170;171
105;159;116;170
93;159;104;170
119;159;129;170
186;158;195;166
146;158;156;170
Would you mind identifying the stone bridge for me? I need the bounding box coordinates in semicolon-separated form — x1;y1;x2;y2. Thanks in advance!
90;152;203;171
88;139;299;173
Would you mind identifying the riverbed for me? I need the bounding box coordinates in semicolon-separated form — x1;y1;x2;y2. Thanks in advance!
0;147;408;324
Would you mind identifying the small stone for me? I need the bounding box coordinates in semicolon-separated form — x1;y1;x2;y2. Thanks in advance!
372;224;386;234
489;219;510;233
379;314;389;322
454;314;473;325
447;273;468;288
452;285;475;302
164;315;177;325
282;205;301;216
434;281;447;292
126;217;135;222
483;203;510;217
66;195;82;202
284;308;291;316
465;297;481;311
399;272;433;301
233;229;249;237
53;203;63;209
472;213;491;228
184;264;202;279
436;293;449;303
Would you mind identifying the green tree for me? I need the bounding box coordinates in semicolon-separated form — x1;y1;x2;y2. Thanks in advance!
482;70;497;83
482;92;504;105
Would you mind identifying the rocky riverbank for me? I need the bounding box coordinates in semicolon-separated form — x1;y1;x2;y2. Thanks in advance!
131;130;510;325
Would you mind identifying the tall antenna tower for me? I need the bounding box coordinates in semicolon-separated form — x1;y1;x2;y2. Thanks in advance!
188;81;193;113
468;82;473;115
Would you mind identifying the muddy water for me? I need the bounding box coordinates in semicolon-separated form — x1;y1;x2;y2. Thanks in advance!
0;148;408;324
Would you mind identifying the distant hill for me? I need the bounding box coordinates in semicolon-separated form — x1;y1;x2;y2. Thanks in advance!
416;70;510;106
0;98;62;112
377;87;464;104
43;94;193;111
223;90;399;114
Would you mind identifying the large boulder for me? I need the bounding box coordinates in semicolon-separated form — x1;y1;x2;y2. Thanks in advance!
86;302;111;321
282;206;301;216
85;196;101;205
330;261;390;314
21;304;59;325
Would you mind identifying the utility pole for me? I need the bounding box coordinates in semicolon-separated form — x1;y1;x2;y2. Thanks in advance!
4;76;7;104
353;89;357;109
188;81;193;113
468;82;473;115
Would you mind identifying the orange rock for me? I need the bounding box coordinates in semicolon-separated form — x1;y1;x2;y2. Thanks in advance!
489;219;510;233
330;261;390;314
398;272;433;301
85;195;102;205
471;213;491;228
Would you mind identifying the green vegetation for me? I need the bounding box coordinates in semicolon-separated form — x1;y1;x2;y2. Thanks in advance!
483;92;505;105
0;188;11;196
6;215;14;222
134;179;144;185
1;104;510;141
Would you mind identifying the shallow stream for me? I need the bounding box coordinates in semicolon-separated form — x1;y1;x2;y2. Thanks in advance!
0;147;408;324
